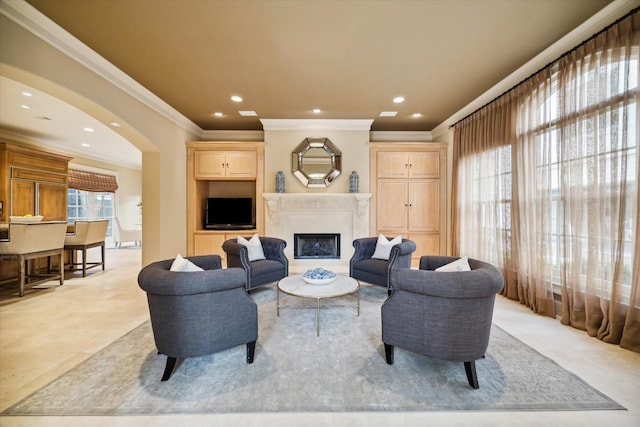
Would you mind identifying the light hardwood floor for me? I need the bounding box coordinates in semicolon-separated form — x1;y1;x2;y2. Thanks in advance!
0;247;638;426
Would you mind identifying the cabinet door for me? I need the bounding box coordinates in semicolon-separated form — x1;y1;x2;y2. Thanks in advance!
410;233;441;256
376;179;408;231
39;183;67;221
409;233;441;267
226;151;257;178
11;181;36;216
194;234;226;257
408;152;440;179
195;152;226;179
408;180;439;231
377;152;409;178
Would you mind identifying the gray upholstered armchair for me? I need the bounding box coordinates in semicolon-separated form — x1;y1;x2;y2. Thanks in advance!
222;236;288;291
137;255;257;381
382;255;504;389
349;236;416;294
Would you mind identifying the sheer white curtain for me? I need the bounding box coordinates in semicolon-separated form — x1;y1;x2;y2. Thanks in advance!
452;11;639;351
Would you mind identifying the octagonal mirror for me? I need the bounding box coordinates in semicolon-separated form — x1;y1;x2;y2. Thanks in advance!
292;137;342;188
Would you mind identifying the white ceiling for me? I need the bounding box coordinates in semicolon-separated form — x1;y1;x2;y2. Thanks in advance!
1;0;636;170
0;76;142;170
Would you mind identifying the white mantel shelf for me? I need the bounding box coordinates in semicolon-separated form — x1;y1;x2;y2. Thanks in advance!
263;192;371;200
263;192;371;217
263;193;371;272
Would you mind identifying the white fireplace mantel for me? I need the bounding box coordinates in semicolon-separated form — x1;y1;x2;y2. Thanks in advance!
263;193;371;272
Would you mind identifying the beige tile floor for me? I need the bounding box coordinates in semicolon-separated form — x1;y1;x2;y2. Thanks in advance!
0;247;639;426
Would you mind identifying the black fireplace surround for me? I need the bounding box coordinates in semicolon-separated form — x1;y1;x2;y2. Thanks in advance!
293;233;340;259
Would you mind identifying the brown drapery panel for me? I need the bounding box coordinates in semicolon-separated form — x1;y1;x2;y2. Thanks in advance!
452;10;639;352
68;169;118;193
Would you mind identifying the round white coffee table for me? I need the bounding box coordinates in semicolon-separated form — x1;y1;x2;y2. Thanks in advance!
277;274;360;336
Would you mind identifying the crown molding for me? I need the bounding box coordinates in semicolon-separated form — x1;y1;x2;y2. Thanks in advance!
0;0;203;137
369;131;434;142
200;129;265;141
260;119;373;131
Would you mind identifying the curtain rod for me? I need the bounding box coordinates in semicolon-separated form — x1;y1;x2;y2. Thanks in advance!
449;5;640;130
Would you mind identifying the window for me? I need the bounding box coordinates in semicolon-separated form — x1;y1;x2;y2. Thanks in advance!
67;189;115;238
453;11;639;349
518;56;638;299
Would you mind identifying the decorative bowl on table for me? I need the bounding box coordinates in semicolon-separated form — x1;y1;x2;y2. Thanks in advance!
10;215;44;223
302;267;336;285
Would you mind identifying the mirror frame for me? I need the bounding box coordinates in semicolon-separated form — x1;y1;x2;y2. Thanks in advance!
291;137;342;188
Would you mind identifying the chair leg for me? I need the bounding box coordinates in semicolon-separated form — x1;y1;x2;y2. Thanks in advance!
101;244;105;270
58;251;64;286
464;361;479;389
18;255;26;297
246;341;256;364
161;356;178;381
384;343;394;365
82;248;87;277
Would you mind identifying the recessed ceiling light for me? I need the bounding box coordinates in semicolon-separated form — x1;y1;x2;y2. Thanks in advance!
412;113;422;118
238;110;257;116
312;108;321;114
231;95;243;102
21;91;32;97
21;105;30;109
379;111;398;117
110;121;121;127
83;127;94;132
81;143;91;147
393;96;405;103
213;112;223;117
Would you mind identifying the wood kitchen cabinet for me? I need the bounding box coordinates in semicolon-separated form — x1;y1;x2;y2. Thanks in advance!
0;143;71;223
0;142;72;282
9;180;36;217
370;143;447;266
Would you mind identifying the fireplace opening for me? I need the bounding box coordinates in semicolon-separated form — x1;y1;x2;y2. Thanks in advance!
294;233;340;259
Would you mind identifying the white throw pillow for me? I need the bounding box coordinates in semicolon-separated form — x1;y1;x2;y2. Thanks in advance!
237;233;266;262
435;257;471;272
170;254;204;272
371;234;403;260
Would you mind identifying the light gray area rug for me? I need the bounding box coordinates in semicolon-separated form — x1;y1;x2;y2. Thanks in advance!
2;285;624;415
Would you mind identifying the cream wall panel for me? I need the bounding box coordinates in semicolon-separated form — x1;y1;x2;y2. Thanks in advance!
264;129;370;194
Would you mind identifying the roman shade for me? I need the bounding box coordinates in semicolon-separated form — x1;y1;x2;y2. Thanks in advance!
68;169;118;192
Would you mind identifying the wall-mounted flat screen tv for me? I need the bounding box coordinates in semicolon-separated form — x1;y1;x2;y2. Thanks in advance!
204;197;254;230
